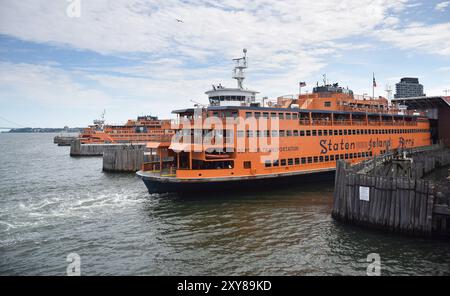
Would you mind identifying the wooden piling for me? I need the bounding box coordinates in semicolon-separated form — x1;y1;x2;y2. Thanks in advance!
332;145;450;238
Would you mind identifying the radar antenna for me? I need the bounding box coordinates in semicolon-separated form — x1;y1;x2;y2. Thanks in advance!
232;49;248;89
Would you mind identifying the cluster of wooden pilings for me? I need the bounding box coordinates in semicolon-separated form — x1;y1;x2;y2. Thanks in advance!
102;145;145;172
332;145;450;237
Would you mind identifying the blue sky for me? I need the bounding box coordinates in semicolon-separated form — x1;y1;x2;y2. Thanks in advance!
0;0;449;128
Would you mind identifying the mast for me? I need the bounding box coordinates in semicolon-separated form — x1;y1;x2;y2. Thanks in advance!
232;49;248;89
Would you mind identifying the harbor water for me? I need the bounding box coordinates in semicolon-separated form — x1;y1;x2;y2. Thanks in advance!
0;133;449;275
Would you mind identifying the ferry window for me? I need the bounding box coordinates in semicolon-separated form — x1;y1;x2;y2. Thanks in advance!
324;130;328;136
358;152;362;158
286;113;292;120
319;156;324;162
279;113;284;119
255;112;261;119
263;112;269;118
286;130;292;137
244;161;252;169
345;154;349;159
293;130;299;137
349;154;353;159
364;129;368;135
356;130;360;135
352;130;356;135
334;130;338;136
281;159;287;166
295;158;300;165
312;130;317;136
324;101;332;107
265;161;272;168
306;130;311;136
370;151;373;157
279;130;285;137
292;113;298;120
330;155;335;161
288;159;294;165
265;130;270;137
329;130;333;135
300;130;305;136
246;112;252;118
318;130;323;136
271;112;277;118
246;130;254;137
301;157;307;164
339;130;343;136
325;155;329;162
340;154;344;159
343;130;347;135
307;157;313;163
273;160;279;167
271;130;278;137
256;130;261;137
313;156;319;163
232;112;238;118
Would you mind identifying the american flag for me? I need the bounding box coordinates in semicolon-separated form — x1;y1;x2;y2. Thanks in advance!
299;82;306;87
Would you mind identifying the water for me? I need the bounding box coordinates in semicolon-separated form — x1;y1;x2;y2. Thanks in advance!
0;133;449;275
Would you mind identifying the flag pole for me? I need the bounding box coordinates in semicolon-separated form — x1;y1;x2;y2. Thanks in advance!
372;73;375;99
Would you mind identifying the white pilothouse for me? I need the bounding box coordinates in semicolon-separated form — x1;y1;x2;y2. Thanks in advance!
205;49;260;107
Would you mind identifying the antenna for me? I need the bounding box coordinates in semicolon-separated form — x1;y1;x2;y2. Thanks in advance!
385;84;393;101
444;89;450;96
190;99;207;108
232;49;248;89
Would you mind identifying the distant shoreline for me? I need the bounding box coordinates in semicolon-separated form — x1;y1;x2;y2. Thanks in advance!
2;128;83;133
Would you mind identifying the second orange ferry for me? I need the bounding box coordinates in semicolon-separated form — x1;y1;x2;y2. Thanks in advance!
137;50;431;193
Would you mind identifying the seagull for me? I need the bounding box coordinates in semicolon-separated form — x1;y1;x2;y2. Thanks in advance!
176;19;184;23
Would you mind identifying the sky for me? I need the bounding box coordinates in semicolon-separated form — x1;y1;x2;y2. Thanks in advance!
0;0;449;128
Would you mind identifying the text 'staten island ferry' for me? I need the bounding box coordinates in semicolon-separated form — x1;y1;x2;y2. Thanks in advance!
137;49;432;193
80;113;174;144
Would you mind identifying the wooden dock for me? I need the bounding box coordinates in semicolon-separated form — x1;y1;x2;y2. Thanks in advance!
332;145;450;237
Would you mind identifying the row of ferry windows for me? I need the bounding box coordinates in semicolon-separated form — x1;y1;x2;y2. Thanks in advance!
246;112;299;119
264;151;374;168
237;128;428;137
210;96;247;101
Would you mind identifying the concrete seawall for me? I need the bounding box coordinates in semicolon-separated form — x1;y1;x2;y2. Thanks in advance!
70;139;145;157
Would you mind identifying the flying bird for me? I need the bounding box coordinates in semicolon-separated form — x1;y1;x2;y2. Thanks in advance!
176;19;184;23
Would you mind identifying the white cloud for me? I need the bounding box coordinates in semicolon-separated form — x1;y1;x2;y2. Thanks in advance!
0;0;410;67
376;23;450;56
2;0;450;126
0;62;111;108
435;1;450;11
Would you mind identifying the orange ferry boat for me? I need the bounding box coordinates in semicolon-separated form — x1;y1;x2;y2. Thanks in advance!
137;50;431;193
80;114;174;144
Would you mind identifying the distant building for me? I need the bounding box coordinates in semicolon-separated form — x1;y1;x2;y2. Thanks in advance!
394;77;425;98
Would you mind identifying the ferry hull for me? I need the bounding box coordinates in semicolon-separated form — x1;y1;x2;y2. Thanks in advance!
137;170;335;194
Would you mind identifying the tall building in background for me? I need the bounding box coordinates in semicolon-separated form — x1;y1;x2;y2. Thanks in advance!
394;77;425;98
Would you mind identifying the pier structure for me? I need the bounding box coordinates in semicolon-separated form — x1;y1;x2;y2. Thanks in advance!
53;135;77;146
332;145;450;237
392;95;450;147
70;138;145;156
